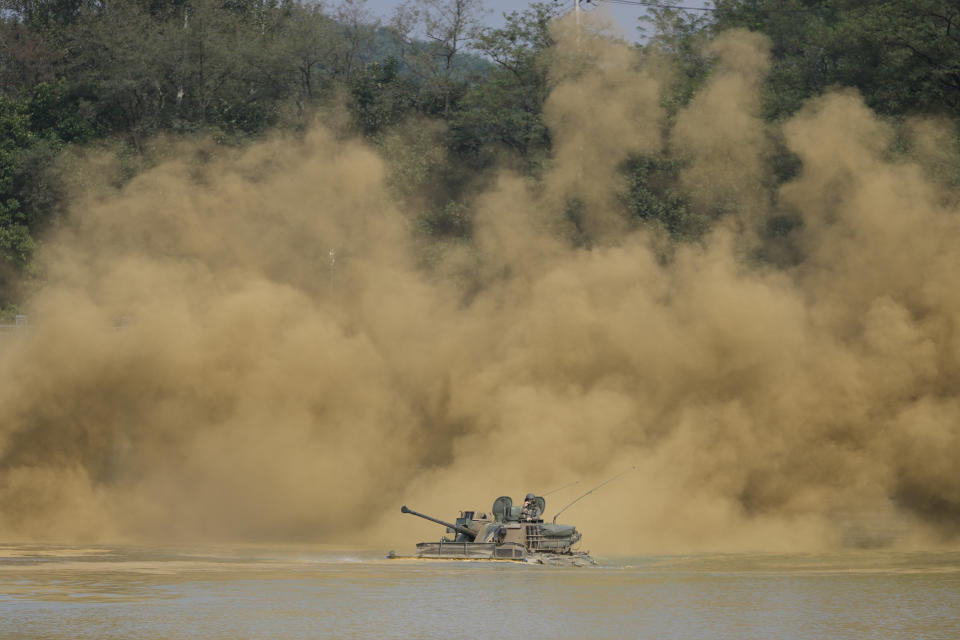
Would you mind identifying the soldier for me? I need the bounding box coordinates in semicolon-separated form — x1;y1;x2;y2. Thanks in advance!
521;493;542;521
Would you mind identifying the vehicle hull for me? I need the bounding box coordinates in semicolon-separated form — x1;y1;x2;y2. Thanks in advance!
387;541;595;566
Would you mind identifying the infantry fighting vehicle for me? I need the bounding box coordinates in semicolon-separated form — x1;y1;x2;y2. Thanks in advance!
388;494;594;566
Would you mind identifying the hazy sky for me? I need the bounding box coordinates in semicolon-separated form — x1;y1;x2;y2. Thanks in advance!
361;0;681;41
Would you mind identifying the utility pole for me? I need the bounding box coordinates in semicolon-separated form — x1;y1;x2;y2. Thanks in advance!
575;0;581;45
574;0;584;189
329;249;336;292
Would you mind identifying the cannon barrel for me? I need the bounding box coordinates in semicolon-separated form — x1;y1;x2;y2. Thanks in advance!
401;505;477;540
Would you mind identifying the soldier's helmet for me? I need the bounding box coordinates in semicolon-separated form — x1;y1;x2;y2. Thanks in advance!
525;492;536;502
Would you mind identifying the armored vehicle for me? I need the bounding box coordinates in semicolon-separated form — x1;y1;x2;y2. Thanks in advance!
388;494;594;566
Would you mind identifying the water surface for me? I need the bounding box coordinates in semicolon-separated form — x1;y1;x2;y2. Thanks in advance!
2;545;958;639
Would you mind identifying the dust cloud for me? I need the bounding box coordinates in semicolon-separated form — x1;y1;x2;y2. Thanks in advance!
2;15;960;553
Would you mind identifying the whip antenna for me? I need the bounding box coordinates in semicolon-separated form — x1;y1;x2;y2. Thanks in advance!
552;466;636;523
542;480;580;497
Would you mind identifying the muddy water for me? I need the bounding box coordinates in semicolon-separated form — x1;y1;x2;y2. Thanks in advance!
1;546;959;639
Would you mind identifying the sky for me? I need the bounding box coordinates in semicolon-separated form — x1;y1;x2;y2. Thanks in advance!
361;0;712;42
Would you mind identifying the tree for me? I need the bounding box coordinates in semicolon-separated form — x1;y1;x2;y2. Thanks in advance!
396;0;483;117
0;96;33;265
348;57;418;135
450;1;562;168
639;1;713;115
62;0;170;147
621;154;706;241
712;0;960;118
333;0;378;79
0;18;58;96
0;94;62;306
281;2;342;105
0;0;90;30
841;0;960;114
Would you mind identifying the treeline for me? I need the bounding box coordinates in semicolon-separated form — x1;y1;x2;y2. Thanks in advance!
630;0;960;254
0;0;563;311
1;0;958;312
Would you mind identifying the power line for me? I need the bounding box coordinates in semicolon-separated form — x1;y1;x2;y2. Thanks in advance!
603;0;716;11
600;0;818;13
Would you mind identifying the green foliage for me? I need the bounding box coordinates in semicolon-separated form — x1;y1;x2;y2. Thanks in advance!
0;95;32;187
1;0;959;311
0;79;70;305
27;80;95;143
0;95;35;259
377;122;447;205
449;69;550;169
279;2;342;102
473;0;560;71
0;96;38;303
841;0;960;115
451;1;561;170
639;1;713;115
0;302;21;323
349;58;420;136
712;0;960;118
2;0;90;30
0;222;35;270
417;200;471;238
621;154;707;241
395;0;485;117
711;0;841;118
0;19;59;95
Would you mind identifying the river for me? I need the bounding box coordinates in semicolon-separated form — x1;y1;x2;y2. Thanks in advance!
2;545;958;639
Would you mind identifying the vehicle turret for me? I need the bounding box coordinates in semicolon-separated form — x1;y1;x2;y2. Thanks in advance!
400;505;478;541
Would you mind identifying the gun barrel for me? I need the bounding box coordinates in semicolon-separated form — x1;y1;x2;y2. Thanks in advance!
400;505;477;540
